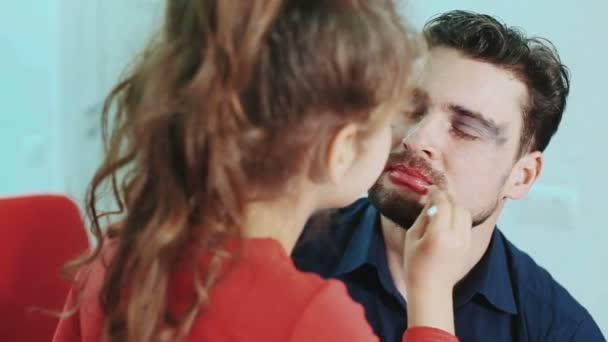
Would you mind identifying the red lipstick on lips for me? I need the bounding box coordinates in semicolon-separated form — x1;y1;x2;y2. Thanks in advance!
386;164;433;195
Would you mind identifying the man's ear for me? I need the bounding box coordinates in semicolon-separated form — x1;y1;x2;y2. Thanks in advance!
325;124;358;184
504;151;543;200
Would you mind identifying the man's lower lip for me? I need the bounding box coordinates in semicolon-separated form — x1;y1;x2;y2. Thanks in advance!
387;170;430;195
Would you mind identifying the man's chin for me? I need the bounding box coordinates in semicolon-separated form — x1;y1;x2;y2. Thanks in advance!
368;180;425;230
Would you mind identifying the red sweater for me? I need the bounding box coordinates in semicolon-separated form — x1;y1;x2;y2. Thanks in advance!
53;238;457;342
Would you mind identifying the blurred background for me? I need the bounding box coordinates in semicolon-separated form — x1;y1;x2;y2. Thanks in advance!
1;0;605;334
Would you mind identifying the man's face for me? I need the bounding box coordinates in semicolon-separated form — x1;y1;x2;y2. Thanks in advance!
369;47;529;229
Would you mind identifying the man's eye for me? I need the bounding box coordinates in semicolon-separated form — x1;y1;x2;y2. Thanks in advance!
451;124;480;141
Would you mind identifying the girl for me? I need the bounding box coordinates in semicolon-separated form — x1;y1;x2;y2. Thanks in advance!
53;1;470;341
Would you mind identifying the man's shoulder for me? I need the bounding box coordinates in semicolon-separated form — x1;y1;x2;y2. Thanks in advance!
499;231;604;340
501;233;584;317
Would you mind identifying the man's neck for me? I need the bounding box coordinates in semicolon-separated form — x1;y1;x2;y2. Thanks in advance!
381;214;496;301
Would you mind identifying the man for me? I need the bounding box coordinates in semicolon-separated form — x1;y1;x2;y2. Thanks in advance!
293;10;605;342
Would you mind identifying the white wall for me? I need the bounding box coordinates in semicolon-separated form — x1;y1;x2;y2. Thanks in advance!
0;1;64;195
60;0;162;205
0;0;161;198
402;0;608;333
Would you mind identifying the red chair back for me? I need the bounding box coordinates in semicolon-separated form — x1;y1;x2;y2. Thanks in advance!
0;194;89;341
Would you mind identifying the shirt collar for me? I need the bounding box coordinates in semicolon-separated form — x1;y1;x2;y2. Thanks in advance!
454;229;518;314
333;199;517;315
334;199;379;275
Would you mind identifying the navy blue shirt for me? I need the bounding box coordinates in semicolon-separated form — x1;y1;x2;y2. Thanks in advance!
293;198;605;342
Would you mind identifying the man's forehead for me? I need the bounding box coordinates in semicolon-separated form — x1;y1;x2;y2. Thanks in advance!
419;49;528;126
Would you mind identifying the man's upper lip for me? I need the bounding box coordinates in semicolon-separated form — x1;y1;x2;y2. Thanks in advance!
386;164;433;184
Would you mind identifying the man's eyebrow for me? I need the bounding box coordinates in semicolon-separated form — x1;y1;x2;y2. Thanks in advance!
411;87;430;108
448;103;509;143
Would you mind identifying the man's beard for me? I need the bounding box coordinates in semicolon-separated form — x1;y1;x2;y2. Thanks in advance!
368;150;499;230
